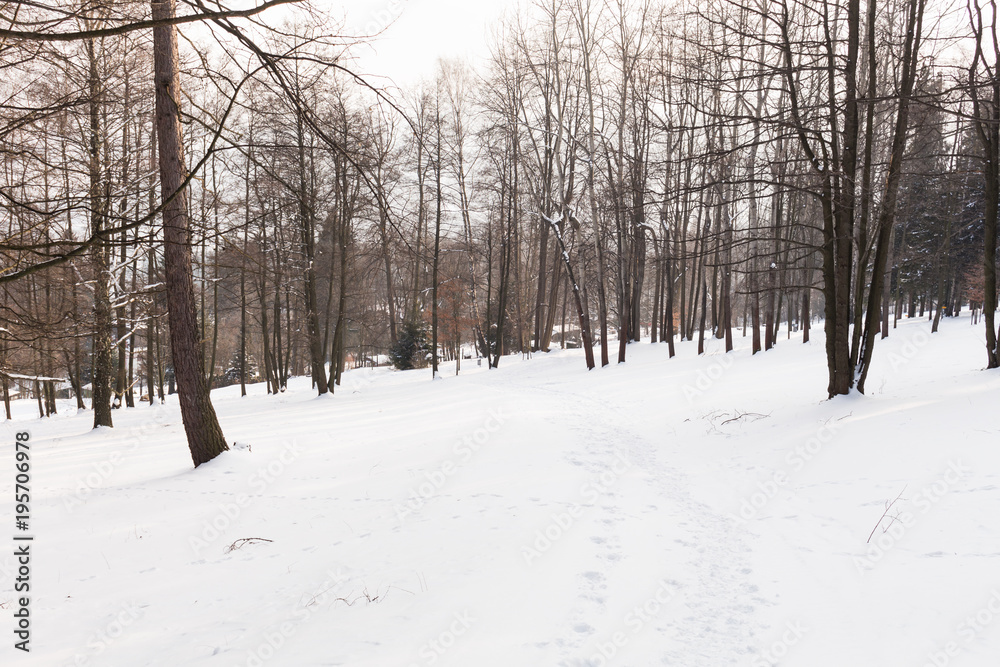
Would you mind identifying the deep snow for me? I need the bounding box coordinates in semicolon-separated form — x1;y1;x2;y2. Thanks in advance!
1;313;999;667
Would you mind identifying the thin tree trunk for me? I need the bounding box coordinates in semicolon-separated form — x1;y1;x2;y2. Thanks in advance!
431;103;442;378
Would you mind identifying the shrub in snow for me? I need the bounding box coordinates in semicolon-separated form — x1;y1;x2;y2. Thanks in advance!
220;349;260;387
389;319;429;370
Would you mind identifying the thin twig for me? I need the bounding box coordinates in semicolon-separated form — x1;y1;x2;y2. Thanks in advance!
866;486;907;544
225;537;273;553
721;410;770;425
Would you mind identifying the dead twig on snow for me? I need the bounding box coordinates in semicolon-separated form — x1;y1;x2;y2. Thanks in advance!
866;487;907;544
225;537;273;553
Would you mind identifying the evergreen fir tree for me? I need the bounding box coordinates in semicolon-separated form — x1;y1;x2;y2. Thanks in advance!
390;320;430;370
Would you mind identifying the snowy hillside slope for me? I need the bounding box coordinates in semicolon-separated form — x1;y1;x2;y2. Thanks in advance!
1;313;999;666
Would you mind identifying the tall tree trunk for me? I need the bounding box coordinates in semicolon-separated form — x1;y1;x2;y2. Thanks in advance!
296;110;328;395
88;37;113;429
152;0;228;466
697;276;708;355
330;208;350;388
664;220;676;358
546;213;596;369
968;0;1000;367
856;0;926;392
2;376;10;421
146;125;159;405
802;281;811;344
431;105;442;378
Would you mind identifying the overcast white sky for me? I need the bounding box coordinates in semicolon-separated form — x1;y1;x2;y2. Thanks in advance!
297;0;977;90
332;0;521;88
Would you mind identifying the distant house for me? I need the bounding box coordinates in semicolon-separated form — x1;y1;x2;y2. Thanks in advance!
0;370;69;415
55;381;82;400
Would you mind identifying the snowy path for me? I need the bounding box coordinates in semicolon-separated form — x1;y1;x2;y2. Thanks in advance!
483;362;765;666
1;314;999;666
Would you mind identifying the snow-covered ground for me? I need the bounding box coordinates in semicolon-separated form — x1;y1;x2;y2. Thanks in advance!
2;313;999;667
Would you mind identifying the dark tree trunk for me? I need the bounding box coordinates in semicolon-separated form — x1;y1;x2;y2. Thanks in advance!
2;377;10;421
881;228;894;339
802;277;811;344
546;213;596;370
88;38;114;429
968;0;1000;367
533;216;550;352
650;246;661;344
698;277;707;355
152;0;228;466
856;0;926;392
294;110;328;395
330;213;349;388
664;223;676;358
752;274;762;353
431;106;442;378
